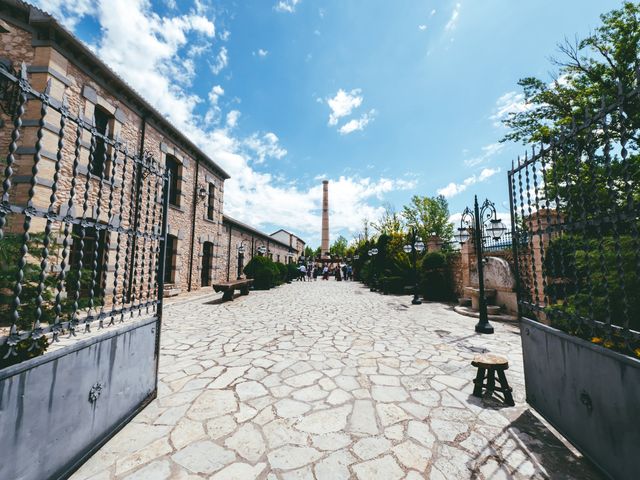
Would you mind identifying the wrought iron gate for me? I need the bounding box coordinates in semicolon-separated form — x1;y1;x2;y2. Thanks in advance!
0;63;170;479
508;80;640;480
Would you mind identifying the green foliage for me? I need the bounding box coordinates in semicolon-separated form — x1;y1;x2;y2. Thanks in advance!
402;195;454;244
303;245;315;259
243;256;279;290
380;276;405;295
544;234;640;332
420;252;455;301
286;263;300;281
330;235;348;258
0;232;99;332
275;262;288;283
370;203;404;236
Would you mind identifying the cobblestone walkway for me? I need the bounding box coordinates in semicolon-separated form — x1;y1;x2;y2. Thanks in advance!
72;281;601;480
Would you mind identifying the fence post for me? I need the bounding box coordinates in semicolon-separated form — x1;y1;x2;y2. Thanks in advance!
154;170;170;383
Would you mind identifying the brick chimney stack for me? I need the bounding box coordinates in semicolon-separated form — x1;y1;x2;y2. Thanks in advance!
321;180;330;258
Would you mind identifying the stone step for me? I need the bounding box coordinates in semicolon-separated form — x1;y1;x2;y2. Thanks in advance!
458;297;472;307
486;305;501;315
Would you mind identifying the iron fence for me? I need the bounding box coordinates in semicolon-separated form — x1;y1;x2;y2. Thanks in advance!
508;78;640;352
0;63;169;367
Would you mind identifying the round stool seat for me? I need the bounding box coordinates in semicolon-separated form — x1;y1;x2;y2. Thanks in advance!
472;353;509;370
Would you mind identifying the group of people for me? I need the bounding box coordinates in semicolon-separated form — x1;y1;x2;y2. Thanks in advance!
296;263;354;282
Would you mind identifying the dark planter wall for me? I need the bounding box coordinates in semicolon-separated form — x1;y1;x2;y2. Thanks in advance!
521;318;640;480
0;318;158;480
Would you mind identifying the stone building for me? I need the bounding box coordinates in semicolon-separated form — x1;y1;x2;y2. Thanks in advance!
0;1;303;301
270;228;306;261
220;216;297;282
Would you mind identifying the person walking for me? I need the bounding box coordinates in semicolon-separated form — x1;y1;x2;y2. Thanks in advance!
307;264;312;281
299;263;307;281
322;265;329;280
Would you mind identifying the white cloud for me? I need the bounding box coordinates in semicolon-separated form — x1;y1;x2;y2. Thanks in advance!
418;24;427;31
339;110;376;135
274;0;301;13
464;142;504;167
220;30;230;41
326;88;363;126
243;132;287;164
34;0;97;29
430;9;436;16
437;167;501;198
254;48;269;57
226;110;241;128
445;3;461;31
208;85;224;104
210;46;229;75
490;91;531;127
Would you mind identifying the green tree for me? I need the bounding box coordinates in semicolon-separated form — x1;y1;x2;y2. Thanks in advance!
371;203;404;236
330;235;348;258
402;195;454;244
303;245;315;259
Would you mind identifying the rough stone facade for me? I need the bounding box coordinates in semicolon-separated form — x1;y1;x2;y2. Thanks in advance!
270;229;306;263
220;216;296;282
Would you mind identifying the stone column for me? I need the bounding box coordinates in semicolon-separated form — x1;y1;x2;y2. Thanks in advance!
321;180;330;257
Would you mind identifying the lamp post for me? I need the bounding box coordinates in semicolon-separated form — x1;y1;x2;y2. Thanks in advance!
368;248;378;291
403;226;425;305
455;195;507;334
257;244;267;256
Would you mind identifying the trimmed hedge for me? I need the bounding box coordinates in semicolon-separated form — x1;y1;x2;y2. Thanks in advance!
244;256;279;290
380;276;405;295
420;252;455;301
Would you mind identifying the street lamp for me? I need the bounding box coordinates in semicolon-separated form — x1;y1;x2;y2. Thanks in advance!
404;226;425;305
456;195;505;334
257;244;267;256
368;248;378;291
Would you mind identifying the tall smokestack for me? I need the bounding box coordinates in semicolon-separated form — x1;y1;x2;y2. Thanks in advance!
321;180;330;257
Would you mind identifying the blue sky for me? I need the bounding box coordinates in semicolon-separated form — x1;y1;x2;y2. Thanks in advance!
37;0;622;247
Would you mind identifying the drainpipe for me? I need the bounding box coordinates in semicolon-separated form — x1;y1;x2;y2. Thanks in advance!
187;157;200;291
226;224;232;281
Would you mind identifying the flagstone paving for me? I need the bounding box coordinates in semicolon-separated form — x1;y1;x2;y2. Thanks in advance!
71;281;603;480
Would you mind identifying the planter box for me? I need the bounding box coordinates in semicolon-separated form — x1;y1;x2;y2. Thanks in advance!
521;318;640;480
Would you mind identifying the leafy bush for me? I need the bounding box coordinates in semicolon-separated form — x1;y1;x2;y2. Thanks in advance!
544;234;640;333
380;276;405;295
244;256;279;290
286;263;300;281
275;262;288;284
419;252;454;301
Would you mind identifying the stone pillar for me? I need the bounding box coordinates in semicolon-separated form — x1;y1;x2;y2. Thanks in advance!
427;235;441;252
321;180;330;257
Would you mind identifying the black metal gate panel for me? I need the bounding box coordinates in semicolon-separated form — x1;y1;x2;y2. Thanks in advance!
0;64;169;479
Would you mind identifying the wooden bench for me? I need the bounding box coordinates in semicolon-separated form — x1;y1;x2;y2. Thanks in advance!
212;279;254;302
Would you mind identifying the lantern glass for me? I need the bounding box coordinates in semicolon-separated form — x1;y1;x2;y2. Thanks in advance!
415;241;425;253
371;248;378;255
487;219;507;240
403;244;412;254
455;228;470;244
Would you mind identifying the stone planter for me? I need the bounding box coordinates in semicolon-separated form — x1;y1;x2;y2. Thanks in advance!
521;318;640;480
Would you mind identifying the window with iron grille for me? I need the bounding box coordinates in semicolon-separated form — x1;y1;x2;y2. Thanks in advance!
164;234;177;284
166;155;181;207
91;105;112;178
207;183;215;220
67;224;108;301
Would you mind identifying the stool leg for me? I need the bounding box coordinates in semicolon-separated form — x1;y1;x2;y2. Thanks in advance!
473;368;485;397
497;369;515;406
486;368;496;394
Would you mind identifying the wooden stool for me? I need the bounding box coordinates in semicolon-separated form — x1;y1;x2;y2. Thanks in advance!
471;353;515;406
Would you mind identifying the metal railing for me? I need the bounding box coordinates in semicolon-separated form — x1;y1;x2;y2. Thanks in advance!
0;63;169;365
507;78;640;352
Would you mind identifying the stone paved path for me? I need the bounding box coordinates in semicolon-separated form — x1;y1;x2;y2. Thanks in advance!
72;281;602;480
